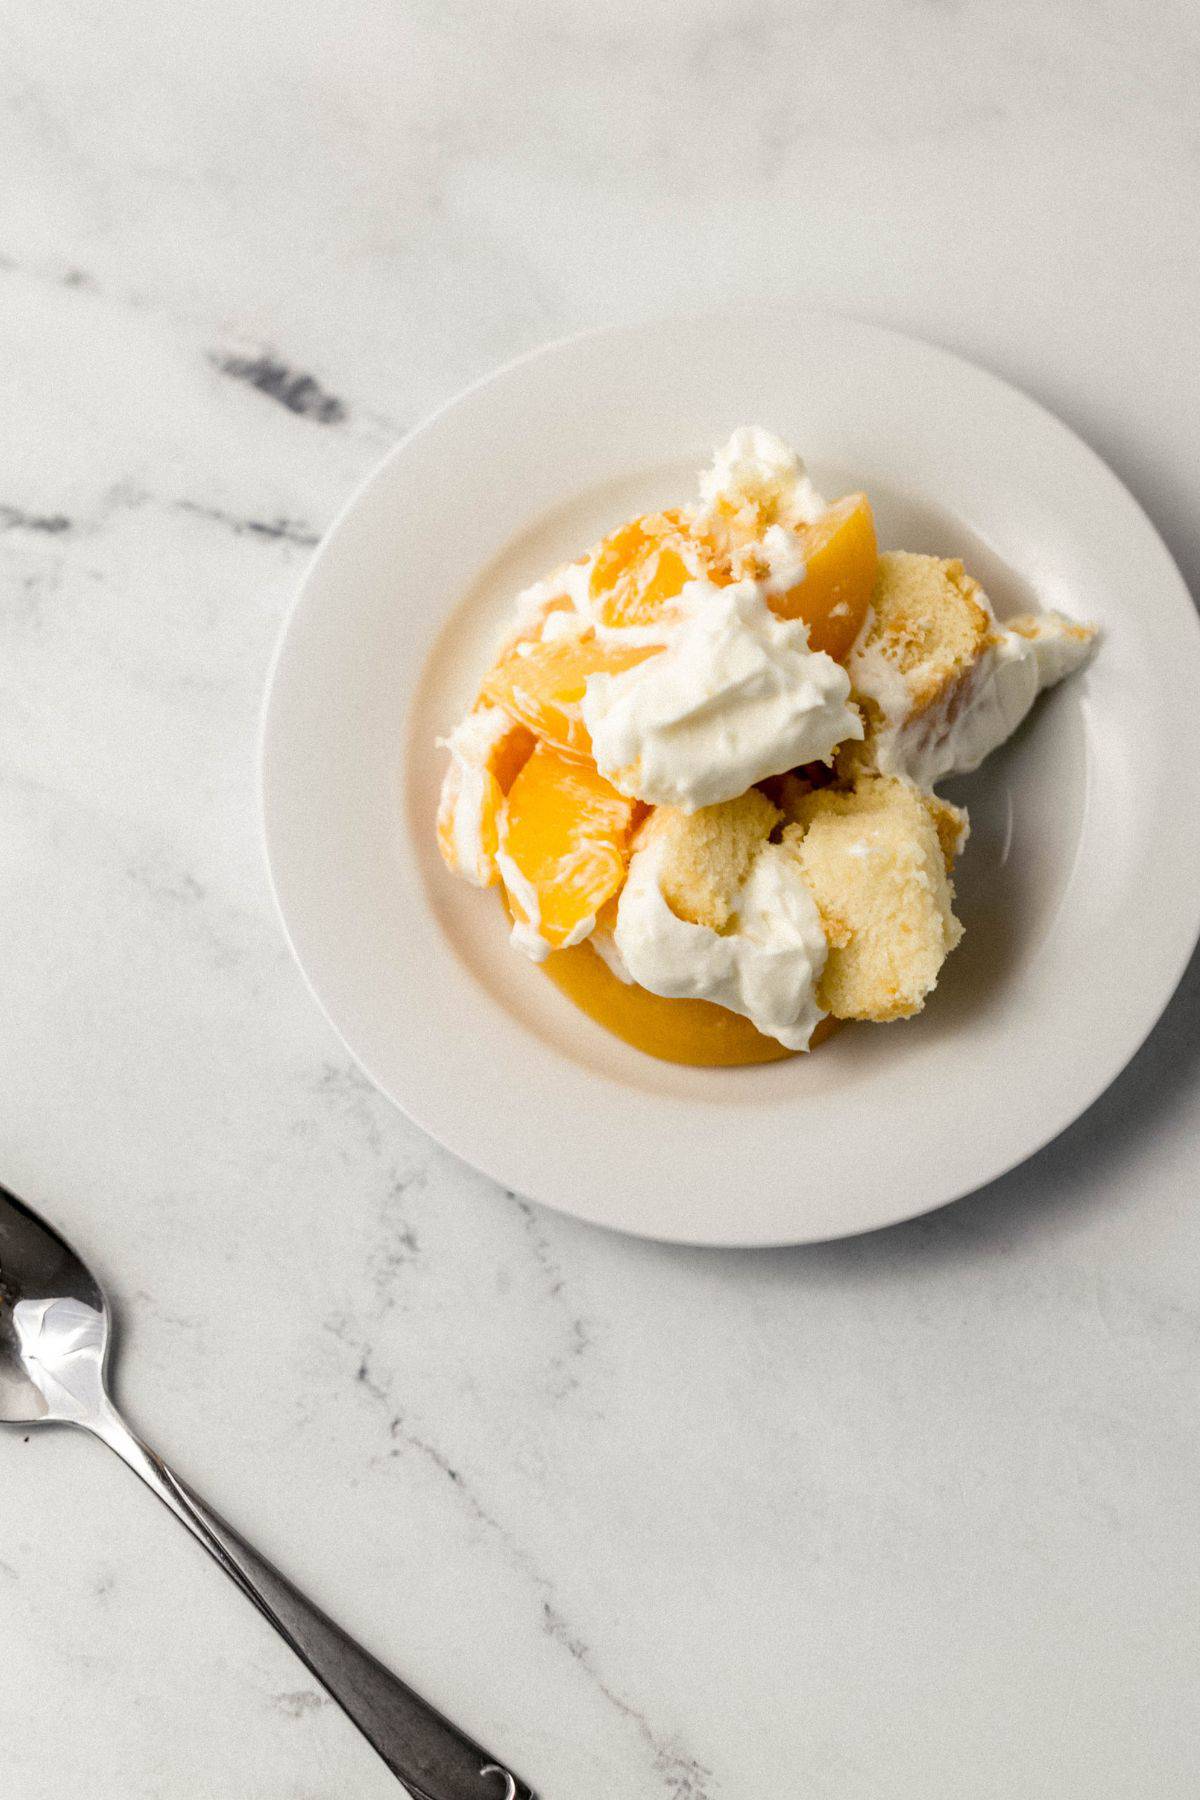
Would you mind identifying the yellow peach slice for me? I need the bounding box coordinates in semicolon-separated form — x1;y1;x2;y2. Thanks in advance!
589;512;696;629
436;707;535;886
769;494;878;662
480;631;661;760
498;743;637;949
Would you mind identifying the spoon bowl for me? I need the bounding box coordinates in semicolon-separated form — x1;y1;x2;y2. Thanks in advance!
0;1184;109;1425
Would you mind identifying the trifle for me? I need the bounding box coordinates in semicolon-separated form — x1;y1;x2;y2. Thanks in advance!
437;429;1095;1065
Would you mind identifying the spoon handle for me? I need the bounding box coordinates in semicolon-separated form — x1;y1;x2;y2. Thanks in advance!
89;1402;534;1800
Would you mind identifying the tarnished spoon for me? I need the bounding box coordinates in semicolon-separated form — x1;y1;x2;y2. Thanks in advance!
0;1181;533;1800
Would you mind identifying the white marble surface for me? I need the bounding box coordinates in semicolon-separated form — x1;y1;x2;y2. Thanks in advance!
2;3;1199;1796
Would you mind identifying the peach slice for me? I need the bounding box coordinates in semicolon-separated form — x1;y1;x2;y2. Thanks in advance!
436;708;535;886
589;511;696;629
769;494;878;662
481;631;661;760
498;743;638;950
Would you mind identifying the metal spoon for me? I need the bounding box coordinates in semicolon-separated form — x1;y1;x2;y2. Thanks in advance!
0;1181;534;1800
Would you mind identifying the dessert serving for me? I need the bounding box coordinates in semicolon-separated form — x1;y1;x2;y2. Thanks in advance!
437;429;1096;1066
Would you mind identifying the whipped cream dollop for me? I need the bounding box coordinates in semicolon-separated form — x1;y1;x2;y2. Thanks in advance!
697;426;828;528
510;557;594;637
581;580;862;811
613;832;828;1050
436;705;514;886
852;612;1096;790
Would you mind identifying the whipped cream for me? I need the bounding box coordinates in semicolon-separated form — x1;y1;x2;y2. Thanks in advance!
436;706;514;886
581;580;862;811
497;560;596;658
697;426;828;528
755;522;810;598
852;612;1095;790
589;916;634;984
514;557;593;622
613;832;828;1050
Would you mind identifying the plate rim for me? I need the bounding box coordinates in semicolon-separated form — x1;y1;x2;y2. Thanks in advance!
260;308;1200;1247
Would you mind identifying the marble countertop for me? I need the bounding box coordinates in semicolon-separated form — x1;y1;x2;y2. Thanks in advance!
2;4;1199;1796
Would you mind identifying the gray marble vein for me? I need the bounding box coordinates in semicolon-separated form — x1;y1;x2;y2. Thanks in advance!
209;351;350;427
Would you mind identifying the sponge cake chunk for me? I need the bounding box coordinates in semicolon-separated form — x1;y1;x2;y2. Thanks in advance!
844;554;1096;791
844;551;997;777
784;775;963;1021
641;787;781;931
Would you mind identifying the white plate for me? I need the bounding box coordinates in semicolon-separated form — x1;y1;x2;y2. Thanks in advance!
261;311;1200;1246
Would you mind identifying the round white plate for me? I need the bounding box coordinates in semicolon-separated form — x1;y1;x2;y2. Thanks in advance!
261;311;1200;1246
